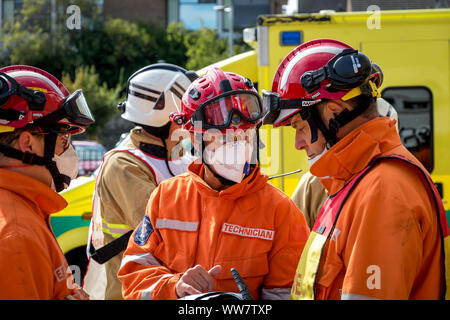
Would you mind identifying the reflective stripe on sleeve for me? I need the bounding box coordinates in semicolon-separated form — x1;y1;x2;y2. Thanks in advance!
341;293;380;300
141;274;174;300
155;218;198;232
261;288;291;300
102;218;132;239
120;253;161;269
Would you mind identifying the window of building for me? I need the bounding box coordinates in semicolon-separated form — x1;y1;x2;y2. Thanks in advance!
2;0;15;22
381;87;433;172
178;0;217;30
233;0;270;30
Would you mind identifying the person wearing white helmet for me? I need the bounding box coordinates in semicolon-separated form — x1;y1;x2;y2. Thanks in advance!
83;63;198;300
291;98;399;229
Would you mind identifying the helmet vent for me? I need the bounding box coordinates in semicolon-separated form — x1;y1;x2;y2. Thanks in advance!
219;80;233;93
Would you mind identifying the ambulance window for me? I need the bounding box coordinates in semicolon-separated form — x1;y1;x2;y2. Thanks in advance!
381;87;433;172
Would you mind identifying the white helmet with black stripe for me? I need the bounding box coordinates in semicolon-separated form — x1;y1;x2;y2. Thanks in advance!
119;63;199;128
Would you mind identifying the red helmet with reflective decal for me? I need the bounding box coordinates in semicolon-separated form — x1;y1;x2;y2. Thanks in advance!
0;65;92;134
171;67;263;133
268;39;381;128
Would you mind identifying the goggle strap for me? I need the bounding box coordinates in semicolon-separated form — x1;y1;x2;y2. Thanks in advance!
32;107;66;127
0;108;25;121
279;98;320;109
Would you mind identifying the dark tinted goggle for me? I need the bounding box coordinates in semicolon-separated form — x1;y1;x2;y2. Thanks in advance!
33;89;95;128
190;91;264;130
261;89;320;125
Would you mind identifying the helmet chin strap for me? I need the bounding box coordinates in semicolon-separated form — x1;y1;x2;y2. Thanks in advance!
43;132;70;192
141;122;176;177
300;107;339;148
0;131;70;192
301;97;373;148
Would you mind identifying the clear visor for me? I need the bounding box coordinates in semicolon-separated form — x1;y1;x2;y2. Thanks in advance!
201;93;263;127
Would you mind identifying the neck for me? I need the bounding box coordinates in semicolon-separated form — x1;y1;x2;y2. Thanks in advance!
203;165;230;191
0;158;52;187
335;114;377;140
141;130;181;160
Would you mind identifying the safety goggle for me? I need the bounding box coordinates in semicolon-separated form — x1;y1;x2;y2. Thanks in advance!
33;89;95;128
261;89;321;125
190;91;264;130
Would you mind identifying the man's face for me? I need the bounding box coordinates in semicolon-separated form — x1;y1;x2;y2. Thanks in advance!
6;129;72;186
290;112;327;159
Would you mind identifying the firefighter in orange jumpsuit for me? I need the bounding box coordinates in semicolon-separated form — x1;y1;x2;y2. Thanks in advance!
262;39;449;300
118;67;310;300
0;65;94;299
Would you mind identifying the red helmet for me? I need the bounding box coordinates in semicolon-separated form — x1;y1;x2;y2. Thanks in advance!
264;39;381;128
0;65;95;192
171;67;263;133
0;65;94;134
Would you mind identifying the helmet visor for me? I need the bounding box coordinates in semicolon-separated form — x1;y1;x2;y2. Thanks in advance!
192;91;263;129
62;89;95;126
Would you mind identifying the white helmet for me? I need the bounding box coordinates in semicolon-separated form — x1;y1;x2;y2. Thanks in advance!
376;97;398;131
119;63;198;128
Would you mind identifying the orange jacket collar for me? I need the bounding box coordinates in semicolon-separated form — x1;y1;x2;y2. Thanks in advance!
310;117;401;195
0;169;67;216
187;162;268;200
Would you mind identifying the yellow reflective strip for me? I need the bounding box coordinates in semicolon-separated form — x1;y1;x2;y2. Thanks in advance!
291;232;327;300
101;218;131;231
444;235;450;300
26;86;48;93
291;234;315;300
102;228;127;239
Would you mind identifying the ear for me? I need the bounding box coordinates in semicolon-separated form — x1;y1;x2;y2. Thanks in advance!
325;100;346;117
17;131;35;153
319;100;347;126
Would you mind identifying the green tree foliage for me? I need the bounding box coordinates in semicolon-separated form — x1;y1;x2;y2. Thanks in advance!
62;66;123;139
167;22;251;71
0;0;251;143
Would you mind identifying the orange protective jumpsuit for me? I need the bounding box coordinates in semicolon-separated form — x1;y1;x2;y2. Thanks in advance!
0;169;87;299
291;117;447;300
118;164;310;300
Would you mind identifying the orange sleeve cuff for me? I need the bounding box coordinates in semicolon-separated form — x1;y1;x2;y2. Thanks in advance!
152;273;183;300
